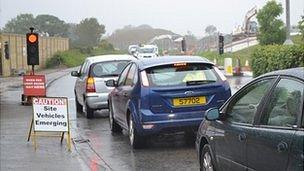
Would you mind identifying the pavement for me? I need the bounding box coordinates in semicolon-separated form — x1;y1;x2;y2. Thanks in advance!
0;67;93;171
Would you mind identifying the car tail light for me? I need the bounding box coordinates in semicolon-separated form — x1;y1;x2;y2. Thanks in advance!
86;77;96;93
140;71;149;87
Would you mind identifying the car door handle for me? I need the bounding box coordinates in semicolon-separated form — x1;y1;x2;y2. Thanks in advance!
277;142;288;152
238;133;246;142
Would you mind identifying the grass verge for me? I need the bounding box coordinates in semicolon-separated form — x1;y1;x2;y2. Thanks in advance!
46;48;126;68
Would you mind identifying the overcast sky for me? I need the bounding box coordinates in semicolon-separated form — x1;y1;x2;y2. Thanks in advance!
0;0;303;36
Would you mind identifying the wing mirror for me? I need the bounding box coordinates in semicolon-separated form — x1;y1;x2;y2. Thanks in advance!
71;71;80;77
106;79;117;87
205;108;220;121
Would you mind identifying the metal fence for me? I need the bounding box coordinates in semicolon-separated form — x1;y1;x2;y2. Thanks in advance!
0;33;69;76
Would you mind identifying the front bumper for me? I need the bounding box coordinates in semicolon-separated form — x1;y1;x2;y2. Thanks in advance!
85;92;109;109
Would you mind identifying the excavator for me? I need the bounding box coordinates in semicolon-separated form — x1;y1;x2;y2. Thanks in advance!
233;6;258;41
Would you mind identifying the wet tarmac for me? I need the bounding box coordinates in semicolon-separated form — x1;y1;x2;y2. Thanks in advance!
0;70;252;170
0;79;87;171
47;75;198;171
45;74;253;171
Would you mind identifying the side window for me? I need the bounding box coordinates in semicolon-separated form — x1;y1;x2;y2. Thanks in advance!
80;61;88;76
226;79;274;124
118;64;131;86
262;79;303;127
125;64;138;86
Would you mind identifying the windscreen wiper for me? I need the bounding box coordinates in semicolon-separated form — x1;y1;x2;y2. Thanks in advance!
186;80;216;86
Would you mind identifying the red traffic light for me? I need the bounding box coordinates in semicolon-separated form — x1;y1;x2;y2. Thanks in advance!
28;34;38;43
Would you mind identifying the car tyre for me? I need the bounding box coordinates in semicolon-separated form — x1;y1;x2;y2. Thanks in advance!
75;95;83;113
109;102;122;133
85;101;94;119
129;114;145;149
200;144;215;171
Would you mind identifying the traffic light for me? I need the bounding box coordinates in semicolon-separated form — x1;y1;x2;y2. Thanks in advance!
26;30;39;65
219;35;224;55
181;37;186;52
4;41;9;59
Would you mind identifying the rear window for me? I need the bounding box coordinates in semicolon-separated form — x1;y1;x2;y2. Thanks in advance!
145;63;219;87
138;47;156;53
90;60;129;77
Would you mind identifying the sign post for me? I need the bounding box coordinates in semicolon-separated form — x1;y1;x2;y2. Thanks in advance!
27;97;71;151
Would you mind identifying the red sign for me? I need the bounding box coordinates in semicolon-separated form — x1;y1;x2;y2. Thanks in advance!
23;75;46;96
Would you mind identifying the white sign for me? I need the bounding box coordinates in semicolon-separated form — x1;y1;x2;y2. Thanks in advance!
32;97;69;132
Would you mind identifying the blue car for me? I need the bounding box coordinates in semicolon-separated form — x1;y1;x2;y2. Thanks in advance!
106;56;231;148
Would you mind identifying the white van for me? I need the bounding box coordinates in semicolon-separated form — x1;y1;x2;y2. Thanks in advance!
135;45;158;58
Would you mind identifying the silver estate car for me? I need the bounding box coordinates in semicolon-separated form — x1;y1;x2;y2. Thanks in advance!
71;55;135;118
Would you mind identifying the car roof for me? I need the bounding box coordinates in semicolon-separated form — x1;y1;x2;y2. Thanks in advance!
85;54;136;63
258;67;304;80
134;56;213;70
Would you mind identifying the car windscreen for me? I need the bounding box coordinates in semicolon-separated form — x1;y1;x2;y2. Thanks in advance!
145;63;219;87
138;48;155;53
90;60;129;77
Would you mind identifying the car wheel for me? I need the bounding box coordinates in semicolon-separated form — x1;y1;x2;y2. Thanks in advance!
75;95;83;113
129;114;145;149
85;101;94;119
200;144;215;171
109;102;122;133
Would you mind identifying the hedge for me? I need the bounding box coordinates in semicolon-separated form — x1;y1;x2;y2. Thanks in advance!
45;49;86;68
251;44;304;77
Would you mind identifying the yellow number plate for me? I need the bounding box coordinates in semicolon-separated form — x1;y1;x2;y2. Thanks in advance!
173;96;206;106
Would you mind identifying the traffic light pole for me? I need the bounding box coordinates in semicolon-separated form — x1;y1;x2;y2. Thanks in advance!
31;65;35;75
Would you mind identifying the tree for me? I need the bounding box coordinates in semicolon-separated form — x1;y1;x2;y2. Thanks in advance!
256;0;286;45
3;13;69;37
3;14;35;34
99;39;114;51
298;16;304;41
75;18;105;48
35;14;69;37
205;25;217;35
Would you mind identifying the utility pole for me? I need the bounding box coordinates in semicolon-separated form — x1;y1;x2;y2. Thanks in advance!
284;0;294;45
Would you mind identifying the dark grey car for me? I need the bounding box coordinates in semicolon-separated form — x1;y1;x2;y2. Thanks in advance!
196;67;304;171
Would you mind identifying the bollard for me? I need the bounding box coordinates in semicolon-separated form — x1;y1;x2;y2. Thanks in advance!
224;58;233;76
233;57;242;76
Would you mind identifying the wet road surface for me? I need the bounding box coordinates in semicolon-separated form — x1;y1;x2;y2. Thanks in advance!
47;74;252;171
47;74;199;171
0;77;87;171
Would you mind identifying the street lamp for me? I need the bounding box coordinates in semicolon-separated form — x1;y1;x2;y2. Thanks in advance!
283;0;294;45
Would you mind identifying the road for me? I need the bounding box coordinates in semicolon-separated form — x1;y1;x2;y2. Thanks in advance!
46;74;252;171
47;74;200;171
0;67;252;170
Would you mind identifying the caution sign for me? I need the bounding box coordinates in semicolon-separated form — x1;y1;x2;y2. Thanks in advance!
23;75;46;96
28;97;71;151
32;97;69;132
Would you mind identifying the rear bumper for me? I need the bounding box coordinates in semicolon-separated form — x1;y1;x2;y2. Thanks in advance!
135;110;204;136
85;92;109;109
